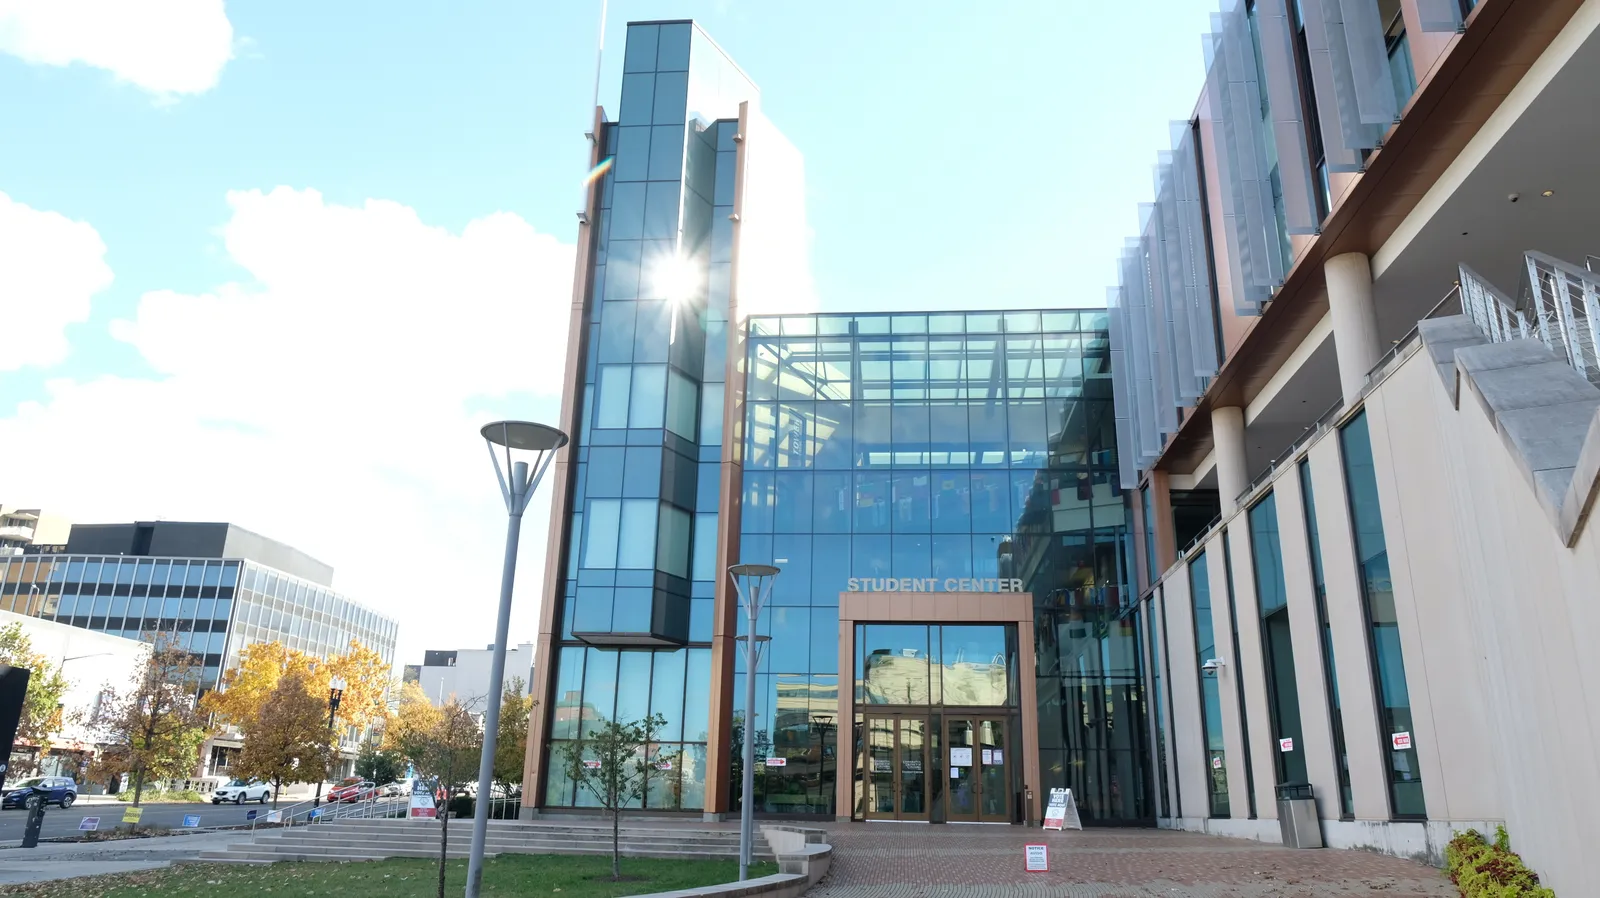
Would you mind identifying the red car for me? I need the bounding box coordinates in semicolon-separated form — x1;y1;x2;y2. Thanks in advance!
326;779;377;803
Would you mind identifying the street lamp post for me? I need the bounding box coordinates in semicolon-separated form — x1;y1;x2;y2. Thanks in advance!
465;421;567;898
728;563;779;881
314;675;347;808
809;714;835;816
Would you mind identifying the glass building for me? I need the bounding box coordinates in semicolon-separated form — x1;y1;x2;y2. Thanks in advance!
525;17;1144;826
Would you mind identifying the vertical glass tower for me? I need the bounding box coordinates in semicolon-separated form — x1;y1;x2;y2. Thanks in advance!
527;20;1144;825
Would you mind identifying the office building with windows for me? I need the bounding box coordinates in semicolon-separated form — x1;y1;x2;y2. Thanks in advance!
1108;0;1600;891
523;19;1148;826
0;521;398;777
0;521;396;690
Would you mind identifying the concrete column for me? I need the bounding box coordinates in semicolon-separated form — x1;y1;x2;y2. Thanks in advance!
1325;252;1382;405
1213;406;1249;513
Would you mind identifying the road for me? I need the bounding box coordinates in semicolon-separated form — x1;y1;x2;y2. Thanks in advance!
0;801;266;842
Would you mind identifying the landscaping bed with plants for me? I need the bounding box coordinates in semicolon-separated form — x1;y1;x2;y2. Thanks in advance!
1446;826;1554;897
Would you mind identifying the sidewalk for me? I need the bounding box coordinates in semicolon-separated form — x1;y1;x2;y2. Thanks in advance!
0;831;240;885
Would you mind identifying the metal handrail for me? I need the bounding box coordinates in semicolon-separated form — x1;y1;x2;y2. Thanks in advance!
1179;512;1223;557
1364;283;1463;388
1461;254;1600;389
1234;396;1345;510
1521;252;1600;387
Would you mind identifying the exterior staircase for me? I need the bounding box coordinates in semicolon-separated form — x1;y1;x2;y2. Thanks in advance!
197;818;779;865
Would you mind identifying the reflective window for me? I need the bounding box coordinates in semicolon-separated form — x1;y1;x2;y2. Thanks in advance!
1191;552;1229;818
1341;411;1425;818
617;500;658;569
1248;493;1307;786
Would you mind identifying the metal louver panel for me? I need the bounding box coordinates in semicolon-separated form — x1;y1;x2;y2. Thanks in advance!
1255;0;1320;235
1205;5;1279;314
1153;161;1202;405
1301;0;1388;170
1139;208;1180;438
1172;123;1221;378
1415;0;1466;32
1122;243;1164;468
1338;0;1399;126
1108;292;1139;490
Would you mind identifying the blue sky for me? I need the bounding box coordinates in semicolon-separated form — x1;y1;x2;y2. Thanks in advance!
0;0;1215;664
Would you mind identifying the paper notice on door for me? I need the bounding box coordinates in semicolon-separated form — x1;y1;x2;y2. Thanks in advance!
950;747;973;766
993;749;1002;764
950;767;960;779
982;749;993;764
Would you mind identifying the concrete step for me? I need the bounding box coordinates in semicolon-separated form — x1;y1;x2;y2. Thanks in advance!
274;830;758;849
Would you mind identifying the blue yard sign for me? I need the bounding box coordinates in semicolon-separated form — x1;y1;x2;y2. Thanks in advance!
246;809;258;821
79;817;100;831
183;815;201;828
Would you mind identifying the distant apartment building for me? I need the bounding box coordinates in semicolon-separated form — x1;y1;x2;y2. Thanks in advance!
0;520;399;778
413;643;534;708
0;506;70;555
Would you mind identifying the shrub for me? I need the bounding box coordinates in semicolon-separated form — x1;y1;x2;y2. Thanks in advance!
1446;827;1555;897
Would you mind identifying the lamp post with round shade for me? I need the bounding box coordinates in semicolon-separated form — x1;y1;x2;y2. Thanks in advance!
728;563;779;881
464;421;567;898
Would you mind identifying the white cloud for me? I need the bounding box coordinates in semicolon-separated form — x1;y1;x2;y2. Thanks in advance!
0;0;233;95
0;191;113;371
0;188;576;666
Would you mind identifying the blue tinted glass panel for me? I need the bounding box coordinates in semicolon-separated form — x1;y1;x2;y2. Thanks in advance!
655;22;690;70
623;24;659;73
652;71;689;124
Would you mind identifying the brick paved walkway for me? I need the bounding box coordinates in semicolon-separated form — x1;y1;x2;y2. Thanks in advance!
807;823;1457;897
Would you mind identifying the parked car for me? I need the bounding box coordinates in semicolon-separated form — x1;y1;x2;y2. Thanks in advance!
212;778;271;805
326;780;377;803
379;779;410;798
1;777;77;810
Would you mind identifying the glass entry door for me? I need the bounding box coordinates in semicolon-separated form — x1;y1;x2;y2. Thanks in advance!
945;717;1010;823
863;714;928;821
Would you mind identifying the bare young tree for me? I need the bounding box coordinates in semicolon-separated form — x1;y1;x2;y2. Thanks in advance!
88;639;207;809
559;714;674;882
421;698;482;898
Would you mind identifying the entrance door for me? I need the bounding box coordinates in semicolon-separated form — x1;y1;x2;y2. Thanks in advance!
862;714;928;821
945;716;1010;823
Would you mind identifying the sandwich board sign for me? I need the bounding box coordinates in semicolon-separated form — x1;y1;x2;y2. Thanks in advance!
409;777;438;819
1041;787;1082;831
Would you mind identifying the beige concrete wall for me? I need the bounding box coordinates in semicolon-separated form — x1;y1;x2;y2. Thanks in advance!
1158;564;1209;824
1224;517;1280;820
1268;467;1343;821
1365;345;1600;893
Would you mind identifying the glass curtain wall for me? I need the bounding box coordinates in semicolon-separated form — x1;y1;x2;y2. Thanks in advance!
1189;551;1229;817
738;309;1143;822
1247;493;1307;786
1340;412;1425;818
1300;460;1353;816
545;21;758;810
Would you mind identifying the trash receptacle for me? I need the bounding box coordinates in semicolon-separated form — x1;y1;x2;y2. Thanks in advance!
1275;783;1323;849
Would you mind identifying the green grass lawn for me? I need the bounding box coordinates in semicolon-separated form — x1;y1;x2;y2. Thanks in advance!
0;854;779;898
